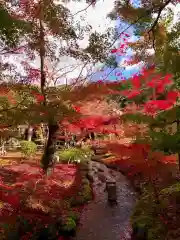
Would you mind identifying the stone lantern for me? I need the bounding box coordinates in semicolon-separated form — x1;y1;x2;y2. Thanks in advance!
105;178;117;203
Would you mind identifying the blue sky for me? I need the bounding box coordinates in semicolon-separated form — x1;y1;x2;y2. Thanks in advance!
91;21;140;81
90;0;143;82
5;0;142;85
92;0;180;82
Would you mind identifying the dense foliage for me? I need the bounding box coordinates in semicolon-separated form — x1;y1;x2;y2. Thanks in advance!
0;0;180;239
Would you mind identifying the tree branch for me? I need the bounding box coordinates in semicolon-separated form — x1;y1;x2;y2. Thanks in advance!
0;97;27;114
148;0;172;34
72;2;94;17
147;0;172;49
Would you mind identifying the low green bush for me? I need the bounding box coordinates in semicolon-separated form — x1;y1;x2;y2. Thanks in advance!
57;146;93;164
20;140;37;158
62;216;76;232
2;214;77;239
68;211;80;222
160;182;180;195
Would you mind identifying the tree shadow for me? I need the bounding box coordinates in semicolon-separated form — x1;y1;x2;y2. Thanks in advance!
0;167;21;184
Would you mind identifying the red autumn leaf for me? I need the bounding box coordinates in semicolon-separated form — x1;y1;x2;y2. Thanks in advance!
156;84;165;94
97;80;103;84
156;100;173;110
166;91;179;103
163;74;173;84
120;90;130;97
116;72;122;76
147;79;158;88
131;75;141;88
73;105;81;112
1;192;20;208
127;90;141;99
119;44;125;49
31;91;44;103
144;103;157;114
144;100;173;113
111;49;117;53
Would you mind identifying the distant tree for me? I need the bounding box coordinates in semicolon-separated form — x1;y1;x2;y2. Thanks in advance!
0;0;118;173
109;0;180;83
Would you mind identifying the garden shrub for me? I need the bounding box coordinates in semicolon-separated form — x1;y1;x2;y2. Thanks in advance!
62;216;76;232
131;191;167;240
20;140;37;158
81;180;92;202
160;182;180;195
57;146;93;164
1;214;77;239
68;211;80;222
70;177;92;206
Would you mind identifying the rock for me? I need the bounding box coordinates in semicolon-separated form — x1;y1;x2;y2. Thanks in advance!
105;179;117;202
124;231;131;239
87;172;94;182
92;167;98;173
98;173;107;182
98;168;105;172
93;162;108;172
91;155;104;161
95;150;107;155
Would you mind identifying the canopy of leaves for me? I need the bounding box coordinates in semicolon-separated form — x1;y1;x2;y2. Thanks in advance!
0;3;31;48
109;0;180;86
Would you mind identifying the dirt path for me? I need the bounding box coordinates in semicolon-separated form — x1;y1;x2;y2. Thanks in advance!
74;162;137;240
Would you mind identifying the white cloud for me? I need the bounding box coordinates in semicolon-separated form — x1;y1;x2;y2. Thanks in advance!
6;0;116;85
53;0;116;83
124;63;143;71
64;0;115;48
173;3;180;24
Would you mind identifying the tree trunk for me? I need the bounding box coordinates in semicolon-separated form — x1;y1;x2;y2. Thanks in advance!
25;125;33;141
41;121;59;173
177;120;180;171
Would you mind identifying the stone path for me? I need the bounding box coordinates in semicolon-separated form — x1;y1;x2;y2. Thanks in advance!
74;161;137;240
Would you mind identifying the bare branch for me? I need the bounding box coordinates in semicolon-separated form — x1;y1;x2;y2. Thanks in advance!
147;0;172;49
53;65;80;86
72;2;94;17
0;96;27;114
102;67;117;81
148;0;172;34
70;62;89;88
109;0;172;51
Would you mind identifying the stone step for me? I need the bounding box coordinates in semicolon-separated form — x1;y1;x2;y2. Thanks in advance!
91;155;105;161
94;150;107;155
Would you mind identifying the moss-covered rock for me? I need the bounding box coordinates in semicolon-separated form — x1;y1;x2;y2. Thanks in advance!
70;177;92;206
68;211;80;222
62;216;76;232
